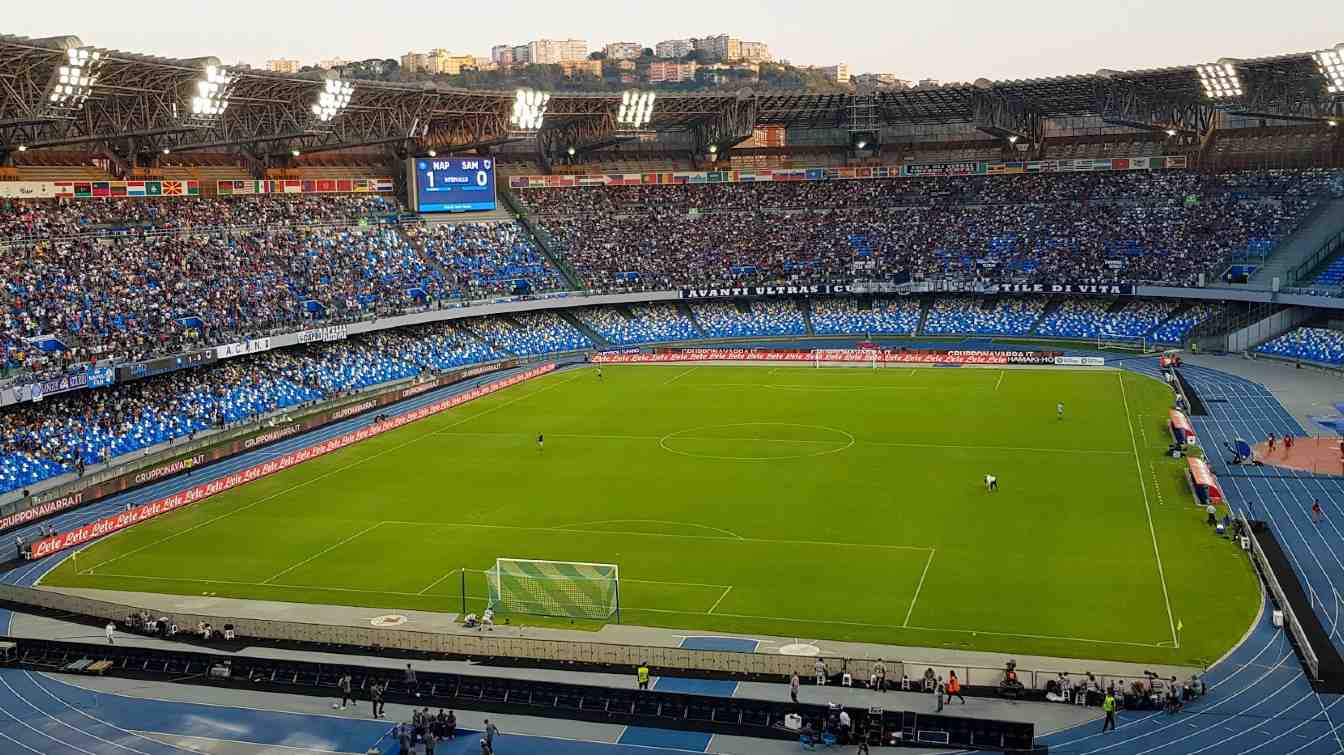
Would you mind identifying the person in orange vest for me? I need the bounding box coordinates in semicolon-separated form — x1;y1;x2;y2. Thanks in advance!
945;670;965;705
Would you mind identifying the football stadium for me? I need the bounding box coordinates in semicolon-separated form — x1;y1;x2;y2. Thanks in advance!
0;16;1343;755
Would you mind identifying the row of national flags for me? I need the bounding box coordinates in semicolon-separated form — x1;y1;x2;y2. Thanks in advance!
54;180;199;198
508;155;1189;190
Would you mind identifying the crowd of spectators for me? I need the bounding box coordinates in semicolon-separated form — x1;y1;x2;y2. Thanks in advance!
405;222;564;300
1151;303;1218;345
690;301;806;338
1254;327;1344;365
464;312;590;357
2;212;562;380
523;169;1331;293
810;298;919;336
0;194;401;242
0;320;502;494
923;297;1045;336
575;304;699;345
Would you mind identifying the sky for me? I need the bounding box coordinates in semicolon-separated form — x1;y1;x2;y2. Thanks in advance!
10;0;1341;81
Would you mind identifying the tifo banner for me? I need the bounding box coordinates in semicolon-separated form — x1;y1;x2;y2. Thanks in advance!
25;363;555;558
509;155;1189;189
1;360;519;535
680;284;851;299
592;348;1085;366
216;177;394;196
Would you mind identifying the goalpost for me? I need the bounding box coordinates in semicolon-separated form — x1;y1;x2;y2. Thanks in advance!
486;558;621;621
1097;331;1153;354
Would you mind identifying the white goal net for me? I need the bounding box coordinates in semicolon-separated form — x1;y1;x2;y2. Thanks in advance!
1097;332;1152;353
486;558;620;620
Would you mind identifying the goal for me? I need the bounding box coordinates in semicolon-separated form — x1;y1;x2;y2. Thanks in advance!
1097;332;1154;353
486;558;620;620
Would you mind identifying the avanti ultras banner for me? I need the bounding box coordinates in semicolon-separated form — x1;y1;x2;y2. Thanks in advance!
24;363;555;559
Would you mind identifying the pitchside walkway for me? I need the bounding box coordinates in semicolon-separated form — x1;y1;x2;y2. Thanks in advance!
3;347;1344;752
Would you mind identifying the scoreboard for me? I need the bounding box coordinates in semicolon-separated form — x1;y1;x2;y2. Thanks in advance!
408;157;497;213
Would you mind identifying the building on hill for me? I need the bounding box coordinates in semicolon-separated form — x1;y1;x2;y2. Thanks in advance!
512;45;530;64
266;58;301;73
560;60;603;78
817;64;850;84
491;45;514;66
655;39;694;59
605;42;643;60
528;39;588;65
648;61;698;83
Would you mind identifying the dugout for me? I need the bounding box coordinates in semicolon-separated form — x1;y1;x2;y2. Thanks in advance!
1185;456;1225;505
1168;409;1197;446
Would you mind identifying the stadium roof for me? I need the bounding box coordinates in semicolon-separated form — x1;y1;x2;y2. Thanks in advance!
0;34;1339;158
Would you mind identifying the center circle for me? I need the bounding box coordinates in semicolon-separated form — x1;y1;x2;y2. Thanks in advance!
659;422;855;462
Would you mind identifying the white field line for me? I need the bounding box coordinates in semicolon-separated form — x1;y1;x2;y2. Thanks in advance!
707;586;733;615
417;568;462;596
375;519;937;553
904;549;936;627
83;371;584;574
1119;371;1180;648
436;430;1130;457
1149;462;1167;506
663;367;697;385
263;521;385;585
994;370;1005;391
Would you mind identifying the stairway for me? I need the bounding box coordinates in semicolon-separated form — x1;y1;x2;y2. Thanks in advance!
1028;298;1061;336
558;309;610;349
916;297;931;336
800;298;816;336
1251;198;1344;288
678;302;707;338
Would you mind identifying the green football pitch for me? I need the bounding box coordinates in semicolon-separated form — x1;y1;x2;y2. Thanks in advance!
44;363;1258;666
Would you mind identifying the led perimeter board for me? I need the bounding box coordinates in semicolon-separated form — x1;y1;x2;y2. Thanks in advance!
407;157;497;213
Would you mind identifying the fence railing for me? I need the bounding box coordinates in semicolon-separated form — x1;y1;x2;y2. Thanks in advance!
0;582;1192;694
1240;510;1320;680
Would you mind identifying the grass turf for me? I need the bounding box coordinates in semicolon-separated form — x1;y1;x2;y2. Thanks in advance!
44;363;1258;666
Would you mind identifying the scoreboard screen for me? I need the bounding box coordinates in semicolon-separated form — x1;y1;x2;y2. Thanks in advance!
409;157;497;213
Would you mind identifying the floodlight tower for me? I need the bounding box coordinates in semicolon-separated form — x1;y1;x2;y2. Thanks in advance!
616;90;656;132
312;78;354;123
44;45;103;117
1196;60;1244;100
1315;45;1344;96
510;88;551;133
182;63;236;125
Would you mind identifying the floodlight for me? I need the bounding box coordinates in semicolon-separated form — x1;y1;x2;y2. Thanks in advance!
16;145;27;152
1315;46;1344;95
856;140;867;150
190;65;235;119
567;146;576;156
312;79;354;122
1165;129;1177;136
162;148;171;154
46;46;103;112
616;90;656;129
1196;60;1242;99
1330;120;1339;127
427;149;437;157
510;88;551;131
1007;135;1018;144
708;144;718;153
291;149;301;157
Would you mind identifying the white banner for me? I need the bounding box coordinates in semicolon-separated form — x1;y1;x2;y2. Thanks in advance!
0;182;58;199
